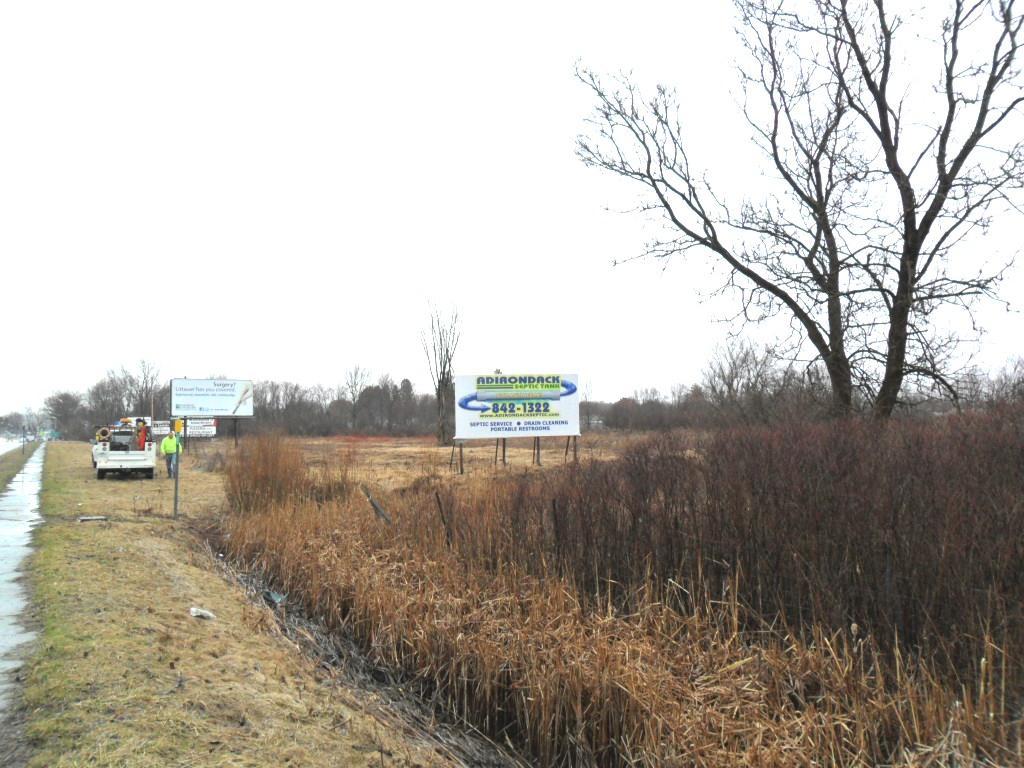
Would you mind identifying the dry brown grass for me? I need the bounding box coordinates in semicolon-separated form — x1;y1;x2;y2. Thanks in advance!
218;431;1024;766
281;432;640;490
225;433;352;512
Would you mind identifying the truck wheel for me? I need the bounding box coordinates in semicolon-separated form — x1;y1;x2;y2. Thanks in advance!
96;469;106;480
145;469;155;480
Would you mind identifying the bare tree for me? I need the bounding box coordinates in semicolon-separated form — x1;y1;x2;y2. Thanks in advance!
422;309;460;444
0;413;26;434
703;341;831;424
121;360;161;416
704;343;780;425
960;356;1024;404
581;380;595;430
44;391;86;438
344;365;370;431
86;372;130;424
578;0;1024;416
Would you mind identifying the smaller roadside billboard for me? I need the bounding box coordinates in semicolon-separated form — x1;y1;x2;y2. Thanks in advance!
152;419;217;438
171;379;254;418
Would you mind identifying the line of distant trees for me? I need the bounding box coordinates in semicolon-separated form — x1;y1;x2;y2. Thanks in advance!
32;348;1024;441
591;345;1024;432
38;363;448;441
251;374;442;437
0;412;40;436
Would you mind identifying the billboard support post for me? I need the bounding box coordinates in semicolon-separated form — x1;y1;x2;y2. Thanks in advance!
172;420;182;519
563;435;579;464
491;438;509;468
458;443;464;475
565;438;581;462
233;419;238;448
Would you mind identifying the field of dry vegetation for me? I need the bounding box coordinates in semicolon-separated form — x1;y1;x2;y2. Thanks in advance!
213;414;1024;766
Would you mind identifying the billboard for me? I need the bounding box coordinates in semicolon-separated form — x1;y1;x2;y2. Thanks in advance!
455;374;580;440
152;419;217;438
171;379;254;417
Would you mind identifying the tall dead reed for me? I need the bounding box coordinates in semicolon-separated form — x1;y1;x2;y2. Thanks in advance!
219;419;1024;765
439;414;1024;684
225;433;351;513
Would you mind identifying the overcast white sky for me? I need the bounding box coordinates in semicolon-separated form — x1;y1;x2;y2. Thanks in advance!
1;1;1020;414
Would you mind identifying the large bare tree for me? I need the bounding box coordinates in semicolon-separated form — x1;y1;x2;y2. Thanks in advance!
578;0;1024;416
422;309;460;444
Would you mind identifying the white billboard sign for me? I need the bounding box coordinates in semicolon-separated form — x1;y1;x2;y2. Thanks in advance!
455;374;580;440
171;379;254;418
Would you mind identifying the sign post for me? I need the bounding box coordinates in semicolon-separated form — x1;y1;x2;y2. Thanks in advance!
172;420;181;518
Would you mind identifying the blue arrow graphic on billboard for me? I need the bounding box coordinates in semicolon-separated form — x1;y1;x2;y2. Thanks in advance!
458;378;577;412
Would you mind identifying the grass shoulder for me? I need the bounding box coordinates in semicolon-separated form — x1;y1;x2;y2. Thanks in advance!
0;442;39;488
23;441;444;767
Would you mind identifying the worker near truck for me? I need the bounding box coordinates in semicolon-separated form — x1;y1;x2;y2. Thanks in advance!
135;418;149;450
160;430;182;478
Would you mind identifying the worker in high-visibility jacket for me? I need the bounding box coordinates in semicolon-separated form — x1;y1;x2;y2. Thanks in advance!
160;431;182;478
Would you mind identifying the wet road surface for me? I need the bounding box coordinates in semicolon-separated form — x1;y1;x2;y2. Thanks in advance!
0;445;43;712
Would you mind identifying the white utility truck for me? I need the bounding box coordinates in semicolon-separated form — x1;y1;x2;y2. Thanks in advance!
92;419;156;479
